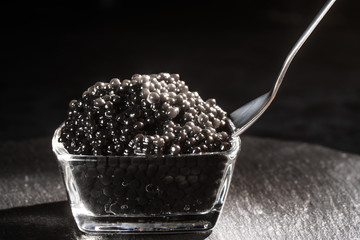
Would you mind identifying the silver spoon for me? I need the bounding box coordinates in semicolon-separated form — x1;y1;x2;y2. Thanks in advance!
231;0;336;137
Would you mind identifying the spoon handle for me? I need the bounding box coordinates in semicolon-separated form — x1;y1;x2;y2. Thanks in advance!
272;0;336;97
231;0;336;137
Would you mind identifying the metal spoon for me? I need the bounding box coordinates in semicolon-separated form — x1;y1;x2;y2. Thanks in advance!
231;0;336;137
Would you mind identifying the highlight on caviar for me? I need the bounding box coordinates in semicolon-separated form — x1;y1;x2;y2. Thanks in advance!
59;73;233;156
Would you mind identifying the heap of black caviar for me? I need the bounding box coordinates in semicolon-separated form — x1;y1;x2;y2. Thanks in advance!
59;73;233;156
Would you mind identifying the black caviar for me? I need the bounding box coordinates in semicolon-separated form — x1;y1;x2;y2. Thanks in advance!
69;154;230;215
59;73;233;156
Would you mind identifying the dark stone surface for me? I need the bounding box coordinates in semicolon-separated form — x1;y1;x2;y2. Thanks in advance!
222;136;360;239
0;136;359;239
0;138;65;210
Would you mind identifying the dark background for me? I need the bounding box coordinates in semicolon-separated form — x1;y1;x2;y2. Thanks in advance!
1;0;359;154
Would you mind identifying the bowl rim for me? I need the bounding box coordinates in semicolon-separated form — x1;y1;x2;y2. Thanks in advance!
52;122;241;160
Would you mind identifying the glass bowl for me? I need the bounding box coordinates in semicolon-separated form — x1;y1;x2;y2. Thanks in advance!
52;123;241;234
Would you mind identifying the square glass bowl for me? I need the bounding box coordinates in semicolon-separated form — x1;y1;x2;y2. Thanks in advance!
52;123;241;233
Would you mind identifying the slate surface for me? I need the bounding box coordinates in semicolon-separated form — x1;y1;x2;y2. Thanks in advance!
0;138;66;210
0;136;359;239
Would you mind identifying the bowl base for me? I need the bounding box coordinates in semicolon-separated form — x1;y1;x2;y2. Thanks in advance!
73;211;220;233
